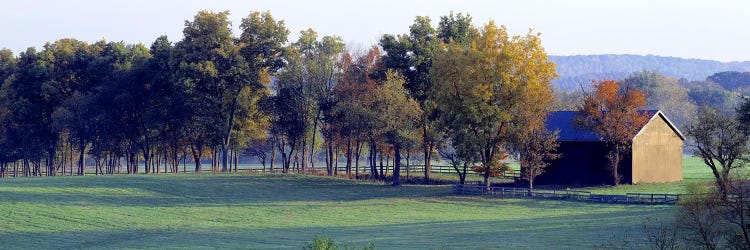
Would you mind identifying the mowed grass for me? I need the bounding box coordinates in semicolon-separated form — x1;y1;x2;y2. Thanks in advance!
0;173;673;249
579;156;716;194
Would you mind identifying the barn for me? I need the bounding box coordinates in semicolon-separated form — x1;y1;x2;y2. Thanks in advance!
535;110;684;185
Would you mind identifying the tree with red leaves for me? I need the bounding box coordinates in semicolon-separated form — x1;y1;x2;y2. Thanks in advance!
577;80;649;186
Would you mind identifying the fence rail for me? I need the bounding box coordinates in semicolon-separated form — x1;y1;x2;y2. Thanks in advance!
1;162;525;180
451;184;680;205
335;164;520;179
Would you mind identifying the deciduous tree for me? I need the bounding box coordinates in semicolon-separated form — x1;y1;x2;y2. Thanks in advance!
431;22;557;190
622;70;696;129
371;70;421;186
688;106;748;199
577;80;649;186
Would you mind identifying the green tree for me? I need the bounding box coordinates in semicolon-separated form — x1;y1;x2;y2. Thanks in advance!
283;29;344;175
223;11;289;172
145;35;186;173
622;70;696;129
380;13;476;183
11;39;92;176
0;49;16;174
688;85;739;115
174;10;235;172
437;12;477;46
266;51;307;172
380;16;437;182
0;49;14;84
3;47;52;176
372;71;422;186
689;106;749;200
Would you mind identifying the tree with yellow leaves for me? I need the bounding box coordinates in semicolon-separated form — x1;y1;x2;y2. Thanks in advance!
430;21;558;190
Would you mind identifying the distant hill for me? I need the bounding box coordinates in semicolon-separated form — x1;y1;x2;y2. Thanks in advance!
549;54;750;91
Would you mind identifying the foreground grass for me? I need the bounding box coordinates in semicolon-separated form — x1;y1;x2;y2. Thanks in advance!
0;174;672;249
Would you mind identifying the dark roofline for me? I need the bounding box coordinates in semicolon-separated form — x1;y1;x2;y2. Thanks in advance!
547;110;685;142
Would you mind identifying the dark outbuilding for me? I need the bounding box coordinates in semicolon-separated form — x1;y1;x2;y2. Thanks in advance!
535;110;684;185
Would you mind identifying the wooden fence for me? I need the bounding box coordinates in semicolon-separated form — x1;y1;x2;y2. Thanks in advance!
330;164;520;179
2;162;525;179
452;184;680;205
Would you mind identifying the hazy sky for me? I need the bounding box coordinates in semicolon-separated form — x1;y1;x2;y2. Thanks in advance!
1;0;748;62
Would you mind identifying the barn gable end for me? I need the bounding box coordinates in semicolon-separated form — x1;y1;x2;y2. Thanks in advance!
631;112;683;183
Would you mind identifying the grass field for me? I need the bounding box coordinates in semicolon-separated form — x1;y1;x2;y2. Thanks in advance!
0;173;675;249
577;156;715;194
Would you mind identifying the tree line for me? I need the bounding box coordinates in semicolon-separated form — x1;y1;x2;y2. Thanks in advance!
0;10;559;187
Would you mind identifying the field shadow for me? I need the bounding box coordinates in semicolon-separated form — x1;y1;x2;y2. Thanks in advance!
0;174;453;207
0;208;671;249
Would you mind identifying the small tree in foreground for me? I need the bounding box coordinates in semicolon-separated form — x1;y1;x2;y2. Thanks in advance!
471;150;511;180
518;129;559;191
577;80;649;186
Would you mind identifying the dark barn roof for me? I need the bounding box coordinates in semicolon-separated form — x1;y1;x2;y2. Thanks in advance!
546;110;684;142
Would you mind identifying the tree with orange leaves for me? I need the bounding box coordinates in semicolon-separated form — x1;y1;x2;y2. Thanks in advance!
577;80;649;186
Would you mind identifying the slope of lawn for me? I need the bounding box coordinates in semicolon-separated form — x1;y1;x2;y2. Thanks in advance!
0;173;672;249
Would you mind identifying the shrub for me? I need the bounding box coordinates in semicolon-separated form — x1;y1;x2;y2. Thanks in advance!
303;236;375;250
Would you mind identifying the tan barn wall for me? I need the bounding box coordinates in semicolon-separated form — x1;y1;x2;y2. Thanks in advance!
631;115;683;183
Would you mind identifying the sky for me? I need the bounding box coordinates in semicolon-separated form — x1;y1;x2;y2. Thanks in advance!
1;0;749;62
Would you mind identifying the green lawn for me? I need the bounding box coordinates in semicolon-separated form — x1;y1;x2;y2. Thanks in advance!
577;156;715;195
0;173;673;249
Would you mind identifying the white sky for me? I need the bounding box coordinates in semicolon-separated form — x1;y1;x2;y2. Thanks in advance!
1;0;749;62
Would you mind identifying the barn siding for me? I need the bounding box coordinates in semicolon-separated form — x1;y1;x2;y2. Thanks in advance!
535;141;614;185
631;114;683;183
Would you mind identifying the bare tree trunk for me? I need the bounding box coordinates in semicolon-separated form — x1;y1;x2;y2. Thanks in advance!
385;151;390;178
191;145;202;173
423;125;431;183
369;137;378;179
155;152;160;174
355;139;361;179
379;152;384;179
270;139;276;172
23;159;29;177
78;139;86;176
47;145;55;176
334;144;339;176
612;147;621;186
406;149;410;180
461;162;467;185
221;143;229;172
393;144;402;186
345;138;352;176
310;110;321;170
234;151;238;173
301;133;307;172
326;137;334;176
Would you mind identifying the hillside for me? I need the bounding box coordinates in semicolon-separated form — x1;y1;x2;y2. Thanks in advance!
550;54;750;91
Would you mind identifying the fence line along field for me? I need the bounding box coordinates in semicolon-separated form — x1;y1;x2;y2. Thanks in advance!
0;173;675;249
